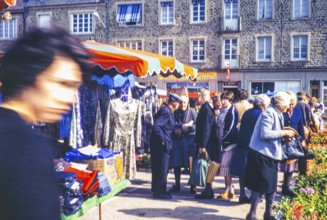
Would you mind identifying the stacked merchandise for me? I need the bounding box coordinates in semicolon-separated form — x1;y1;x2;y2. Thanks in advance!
56;172;84;216
98;171;111;197
64;167;100;199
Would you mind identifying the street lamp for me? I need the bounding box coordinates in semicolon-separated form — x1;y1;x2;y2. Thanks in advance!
105;0;109;44
93;0;109;43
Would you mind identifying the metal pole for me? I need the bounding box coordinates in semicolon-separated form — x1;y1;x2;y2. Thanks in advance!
280;0;283;66
105;0;109;44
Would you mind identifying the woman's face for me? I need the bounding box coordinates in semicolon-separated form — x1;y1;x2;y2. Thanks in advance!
288;97;297;113
197;92;205;106
213;99;222;110
24;56;82;123
180;100;188;111
278;100;290;113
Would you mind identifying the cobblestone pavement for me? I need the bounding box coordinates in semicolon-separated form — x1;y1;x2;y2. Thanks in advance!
80;169;286;220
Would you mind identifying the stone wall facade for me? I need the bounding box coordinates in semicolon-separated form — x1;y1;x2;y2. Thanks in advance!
1;0;327;99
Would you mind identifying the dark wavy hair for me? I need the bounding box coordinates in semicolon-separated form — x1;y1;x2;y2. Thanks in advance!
0;25;92;101
220;90;234;102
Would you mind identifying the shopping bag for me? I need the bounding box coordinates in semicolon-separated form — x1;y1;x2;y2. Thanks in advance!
206;160;220;183
188;153;209;187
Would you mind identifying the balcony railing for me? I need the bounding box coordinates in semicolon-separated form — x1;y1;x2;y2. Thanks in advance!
218;55;240;69
220;16;242;32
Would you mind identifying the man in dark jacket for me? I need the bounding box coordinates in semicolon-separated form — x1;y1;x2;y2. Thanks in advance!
0;26;91;220
150;93;182;199
195;88;220;199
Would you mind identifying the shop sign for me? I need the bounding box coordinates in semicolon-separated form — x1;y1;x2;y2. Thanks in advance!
158;71;217;80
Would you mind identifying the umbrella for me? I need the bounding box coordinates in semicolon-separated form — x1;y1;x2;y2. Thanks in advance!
83;41;198;81
0;0;16;10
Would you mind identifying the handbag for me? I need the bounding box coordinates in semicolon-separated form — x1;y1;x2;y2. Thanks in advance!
281;127;305;161
188;152;209;187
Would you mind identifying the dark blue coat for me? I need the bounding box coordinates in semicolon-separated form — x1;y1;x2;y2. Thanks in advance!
221;105;239;150
237;107;262;149
195;102;220;161
150;104;175;154
283;105;305;139
231;107;261;177
150;104;175;194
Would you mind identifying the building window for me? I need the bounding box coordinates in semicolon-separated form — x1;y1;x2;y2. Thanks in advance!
118;41;142;50
37;13;51;28
251;81;300;95
224;38;237;59
293;0;309;18
292;35;308;60
191;39;205;62
116;4;142;26
257;36;272;61
251;82;274;95
191;0;205;23
160;1;174;25
225;1;238;19
0;19;17;39
258;0;272;20
160;40;174;57
71;13;93;34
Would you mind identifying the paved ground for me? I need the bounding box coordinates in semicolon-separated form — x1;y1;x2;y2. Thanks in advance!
80;168;287;220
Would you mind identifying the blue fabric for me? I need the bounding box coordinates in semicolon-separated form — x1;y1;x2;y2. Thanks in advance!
120;79;131;102
97;172;111;197
237;108;262;149
59;111;72;138
283;105;305;139
64;148;120;162
91;75;114;88
113;74;135;88
221;105;239;150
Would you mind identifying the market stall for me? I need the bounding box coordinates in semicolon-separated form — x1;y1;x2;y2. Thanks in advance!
55;42;199;219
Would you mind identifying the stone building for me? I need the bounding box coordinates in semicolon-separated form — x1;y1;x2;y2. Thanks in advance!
1;0;327;105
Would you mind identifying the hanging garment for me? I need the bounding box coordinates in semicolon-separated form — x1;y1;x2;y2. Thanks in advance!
94;100;103;147
103;98;142;180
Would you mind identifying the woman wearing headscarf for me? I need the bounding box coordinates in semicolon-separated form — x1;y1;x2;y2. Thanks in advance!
169;95;197;194
245;92;296;220
231;94;271;204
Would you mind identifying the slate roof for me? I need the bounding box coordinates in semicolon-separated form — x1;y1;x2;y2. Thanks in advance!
9;0;102;10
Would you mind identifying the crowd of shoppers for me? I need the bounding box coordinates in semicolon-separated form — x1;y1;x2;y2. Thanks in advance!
148;87;325;220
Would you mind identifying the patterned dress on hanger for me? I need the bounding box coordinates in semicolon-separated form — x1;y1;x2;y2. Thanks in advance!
103;98;142;180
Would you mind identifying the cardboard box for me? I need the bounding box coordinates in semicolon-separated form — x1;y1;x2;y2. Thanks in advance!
87;154;124;186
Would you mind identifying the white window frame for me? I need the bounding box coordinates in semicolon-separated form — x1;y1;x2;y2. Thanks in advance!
256;34;274;62
0;18;17;40
223;37;238;68
190;38;206;63
117;40;143;50
159;1;174;25
257;0;273;20
159;39;174;57
292;0;310;19
36;12;52;28
190;0;206;24
116;3;143;26
291;33;310;61
69;11;94;34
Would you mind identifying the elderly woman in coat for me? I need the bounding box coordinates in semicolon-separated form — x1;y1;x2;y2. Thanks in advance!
169;95;197;194
194;88;220;199
245;92;296;220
